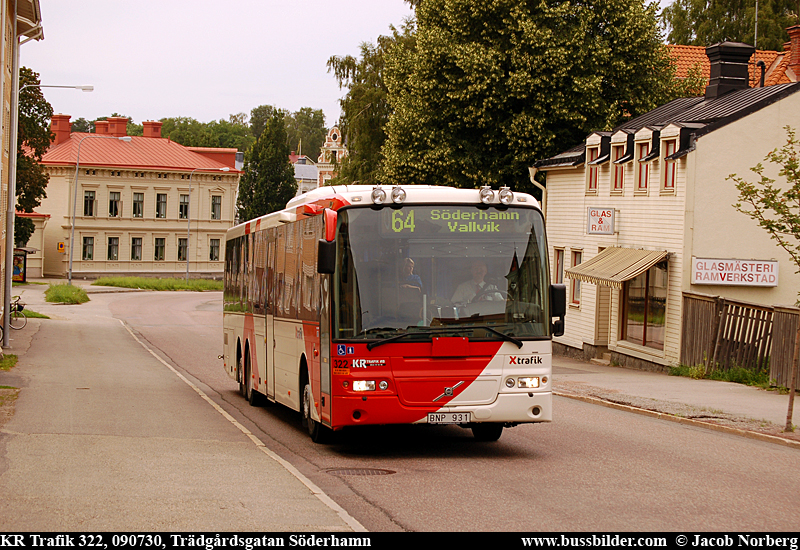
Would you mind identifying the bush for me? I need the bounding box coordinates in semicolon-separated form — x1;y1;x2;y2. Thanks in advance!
45;284;90;304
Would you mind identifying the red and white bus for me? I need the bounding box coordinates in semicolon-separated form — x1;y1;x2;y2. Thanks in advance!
223;184;565;442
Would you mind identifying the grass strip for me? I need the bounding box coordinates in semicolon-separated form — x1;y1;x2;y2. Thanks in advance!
44;284;90;304
92;276;222;291
1;354;18;371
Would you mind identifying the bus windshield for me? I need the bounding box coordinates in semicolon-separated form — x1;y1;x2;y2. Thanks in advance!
333;205;550;342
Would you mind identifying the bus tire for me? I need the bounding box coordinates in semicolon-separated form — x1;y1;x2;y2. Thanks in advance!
245;350;262;407
302;380;330;443
237;346;245;397
471;423;503;442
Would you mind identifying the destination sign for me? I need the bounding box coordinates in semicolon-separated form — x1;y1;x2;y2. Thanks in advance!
381;207;528;237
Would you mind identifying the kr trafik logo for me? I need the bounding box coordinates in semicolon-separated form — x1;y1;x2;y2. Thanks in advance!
509;355;543;365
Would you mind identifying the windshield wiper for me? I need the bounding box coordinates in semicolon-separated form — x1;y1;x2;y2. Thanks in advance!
366;325;523;350
366;330;433;350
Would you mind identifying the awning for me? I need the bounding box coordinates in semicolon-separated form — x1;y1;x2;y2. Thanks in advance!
565;247;669;288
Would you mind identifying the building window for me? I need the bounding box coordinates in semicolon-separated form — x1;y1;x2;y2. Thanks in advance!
133;193;144;218
107;237;119;261
663;139;677;191
570;251;582;305
209;239;220;261
211;195;222;220
83;191;95;217
637;143;650;191
178;238;187;262
554;248;564;284
82;237;94;260
109;191;121;217
612;145;625;191
586;147;598;192
156;193;167;218
179;194;189;219
623;261;668;351
154;238;165;261
131;237;142;261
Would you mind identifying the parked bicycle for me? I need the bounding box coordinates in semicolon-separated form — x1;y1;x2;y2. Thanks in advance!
7;296;27;330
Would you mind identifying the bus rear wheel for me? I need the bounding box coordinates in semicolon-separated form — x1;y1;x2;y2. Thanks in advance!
303;381;330;443
471;423;503;442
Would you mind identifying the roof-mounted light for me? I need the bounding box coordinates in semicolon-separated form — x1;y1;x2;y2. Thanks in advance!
479;186;494;204
371;185;386;205
391;186;406;204
498;186;514;205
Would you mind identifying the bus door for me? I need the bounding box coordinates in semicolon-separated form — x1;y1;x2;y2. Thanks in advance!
265;228;277;401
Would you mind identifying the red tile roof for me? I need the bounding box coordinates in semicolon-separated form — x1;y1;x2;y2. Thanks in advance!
41;133;240;173
668;44;794;87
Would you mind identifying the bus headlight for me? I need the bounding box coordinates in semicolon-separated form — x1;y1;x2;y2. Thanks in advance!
391;186;406;203
379;380;389;390
498;186;514;205
505;378;515;388
517;377;540;389
353;380;376;391
479;185;494;204
371;186;386;205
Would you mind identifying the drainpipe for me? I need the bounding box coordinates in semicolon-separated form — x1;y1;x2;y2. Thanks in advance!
528;166;546;219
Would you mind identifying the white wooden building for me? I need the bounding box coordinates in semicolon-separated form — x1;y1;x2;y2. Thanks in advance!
534;42;800;370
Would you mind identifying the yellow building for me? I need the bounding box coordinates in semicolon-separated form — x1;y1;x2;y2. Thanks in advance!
37;116;241;279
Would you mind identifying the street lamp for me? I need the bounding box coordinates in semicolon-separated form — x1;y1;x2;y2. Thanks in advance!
3;83;93;347
68;134;132;285
187;167;231;282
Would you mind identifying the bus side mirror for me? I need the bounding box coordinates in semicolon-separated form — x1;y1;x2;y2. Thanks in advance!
550;284;566;337
318;240;335;274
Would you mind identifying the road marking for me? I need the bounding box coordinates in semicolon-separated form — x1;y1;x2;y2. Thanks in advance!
119;319;367;532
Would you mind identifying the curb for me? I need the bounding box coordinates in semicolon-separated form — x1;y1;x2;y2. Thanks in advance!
554;390;800;450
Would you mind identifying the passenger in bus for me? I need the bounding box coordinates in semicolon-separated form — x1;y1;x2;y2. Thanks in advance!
452;260;502;304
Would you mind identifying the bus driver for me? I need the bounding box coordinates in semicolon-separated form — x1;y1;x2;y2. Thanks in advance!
451;259;502;304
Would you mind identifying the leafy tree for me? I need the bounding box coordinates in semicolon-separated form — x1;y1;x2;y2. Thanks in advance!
69;117;92;133
236;111;297;221
250;105;287;141
285;107;326;160
161;114;254;151
14;67;53;247
327;23;415;185
661;0;799;51
380;0;676;193
729;125;800;431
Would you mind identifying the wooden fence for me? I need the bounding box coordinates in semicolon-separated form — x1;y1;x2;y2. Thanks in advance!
680;291;799;386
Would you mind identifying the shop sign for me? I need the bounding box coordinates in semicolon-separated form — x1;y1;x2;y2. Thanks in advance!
587;207;615;235
692;257;778;286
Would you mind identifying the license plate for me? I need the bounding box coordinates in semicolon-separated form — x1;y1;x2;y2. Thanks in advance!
427;412;471;424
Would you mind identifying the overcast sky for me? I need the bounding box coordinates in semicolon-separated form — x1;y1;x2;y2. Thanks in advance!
22;1;672;130
21;0;414;128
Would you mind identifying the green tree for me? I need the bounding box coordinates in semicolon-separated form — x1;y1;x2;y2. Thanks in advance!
380;0;675;193
285;107;326;160
729;125;800;432
661;0;799;51
250;105;287;141
14;67;53;247
236;111;297;221
161;114;254;151
69;117;92;133
327;23;415;185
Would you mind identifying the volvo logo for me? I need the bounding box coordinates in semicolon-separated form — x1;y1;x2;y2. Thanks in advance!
433;381;464;402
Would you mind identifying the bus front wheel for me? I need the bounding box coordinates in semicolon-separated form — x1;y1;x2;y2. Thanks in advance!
471;423;503;442
302;381;330;443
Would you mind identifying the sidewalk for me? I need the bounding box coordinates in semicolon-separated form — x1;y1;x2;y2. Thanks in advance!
0;282;364;531
552;354;800;447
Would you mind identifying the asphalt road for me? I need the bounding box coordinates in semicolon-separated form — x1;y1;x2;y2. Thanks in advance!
111;291;800;532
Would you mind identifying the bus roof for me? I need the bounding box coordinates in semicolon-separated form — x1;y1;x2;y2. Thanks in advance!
227;184;540;239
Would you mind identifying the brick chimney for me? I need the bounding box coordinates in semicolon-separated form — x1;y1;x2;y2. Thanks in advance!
787;25;800;79
705;41;756;99
95;120;109;134
50;114;72;146
106;116;129;137
142;120;162;138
